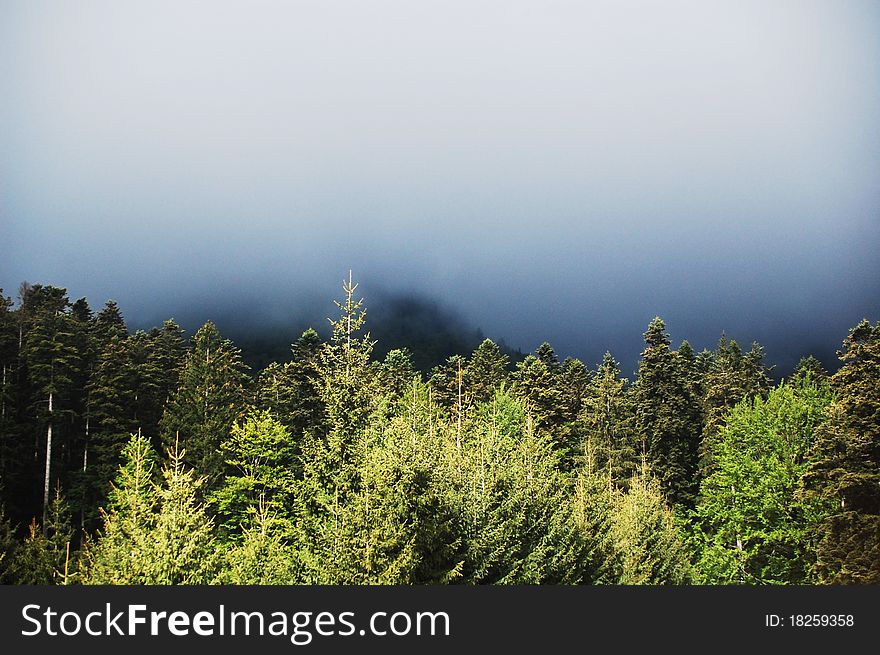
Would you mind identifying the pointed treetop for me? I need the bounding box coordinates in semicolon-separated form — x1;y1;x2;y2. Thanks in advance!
643;317;670;349
71;297;93;323
292;328;322;359
793;355;828;385
677;340;695;361
598;351;621;375
535;342;560;370
95;299;127;340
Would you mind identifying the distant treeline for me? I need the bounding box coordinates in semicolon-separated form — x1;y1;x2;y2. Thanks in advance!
225;293;524;373
0;278;877;585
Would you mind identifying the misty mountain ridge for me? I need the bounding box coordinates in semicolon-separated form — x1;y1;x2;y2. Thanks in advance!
133;291;526;374
7;278;842;378
124;288;837;380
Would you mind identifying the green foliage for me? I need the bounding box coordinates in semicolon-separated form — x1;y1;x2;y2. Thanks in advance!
634;318;702;507
579;353;637;486
699;336;773;475
467;339;509;405
83;433;218;584
793;355;829;388
255;328;324;440
378;348;418;403
220;502;302;584
694;380;830;584
5;487;76;584
610;467;693;584
454;391;605;584
21;285;82;403
513;355;563;430
160;321;251;492
428;354;468;414
211;410;297;539
558;357;591;426
801;319;880;584
511;343;584;466
148;446;220;584
0;502;16;583
1;277;875;588
0;290;22;510
82;433;160;584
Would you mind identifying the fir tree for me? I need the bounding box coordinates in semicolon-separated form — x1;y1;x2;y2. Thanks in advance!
801;320;880;583
21;285;82;531
579;353;637;488
221;501;302;584
634;318;701;507
148;443;220;584
211;410;297;539
467;339;509;405
610;465;693;584
254;327;324;441
82;433;159;584
429;354;469;414
378;348;418;403
160;321;251;491
699;336;772;476
294;273;381;581
512;355;564;439
0;291;21;507
83;434;218;584
792;355;829;388
558;357;591;424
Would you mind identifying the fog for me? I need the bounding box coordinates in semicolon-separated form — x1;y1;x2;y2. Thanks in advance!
2;0;878;375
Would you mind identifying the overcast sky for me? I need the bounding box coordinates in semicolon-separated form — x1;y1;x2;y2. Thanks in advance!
2;0;878;374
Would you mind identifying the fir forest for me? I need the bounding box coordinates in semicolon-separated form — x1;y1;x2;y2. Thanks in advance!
0;274;877;587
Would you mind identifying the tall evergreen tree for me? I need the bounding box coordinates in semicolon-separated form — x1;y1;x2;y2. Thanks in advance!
801;320;880;583
429;354;469;414
82;433;159;584
512;354;564;439
148;444;220;584
634;318;701;507
254;327;324;441
580;353;636;487
81;332;137;525
20;285;82;530
792;355;829;388
558;357;591;424
145;320;188;418
467;339;509;405
93;300;127;344
454;390;604;584
160;321;251;491
83;434;218;584
211;410;297;539
294;273;381;580
700;336;773;475
0;290;20;507
610;466;693;584
378;348;418;403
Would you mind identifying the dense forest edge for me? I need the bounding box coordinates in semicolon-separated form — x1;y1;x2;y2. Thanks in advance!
0;276;877;585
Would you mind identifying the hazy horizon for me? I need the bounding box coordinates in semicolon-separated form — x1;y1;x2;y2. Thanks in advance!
3;0;878;376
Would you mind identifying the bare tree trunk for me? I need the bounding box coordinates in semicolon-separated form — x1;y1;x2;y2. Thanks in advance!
456;360;462;452
43;391;53;535
80;414;89;547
